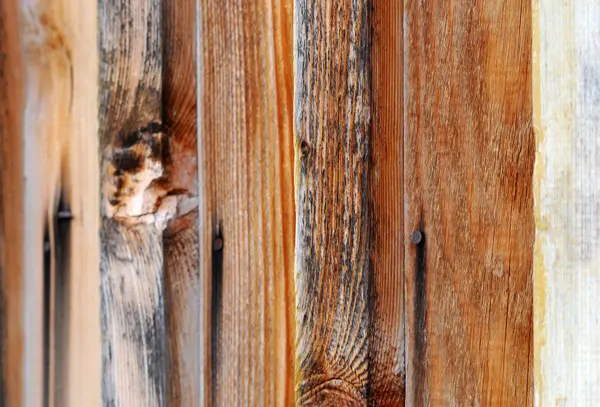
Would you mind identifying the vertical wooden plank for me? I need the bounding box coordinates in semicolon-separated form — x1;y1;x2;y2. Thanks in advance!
404;0;534;405
99;0;166;405
162;0;201;404
534;1;600;405
19;1;81;404
14;0;100;405
369;1;405;405
197;0;296;404
294;0;372;405
0;0;24;404
52;1;100;405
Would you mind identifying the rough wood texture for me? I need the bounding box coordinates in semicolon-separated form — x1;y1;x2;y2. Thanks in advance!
404;0;534;405
0;0;24;404
369;1;405;405
197;0;296;404
162;0;200;404
294;0;372;405
99;0;167;405
534;2;600;405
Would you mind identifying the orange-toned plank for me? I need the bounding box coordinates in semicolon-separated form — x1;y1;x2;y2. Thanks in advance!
197;0;295;404
404;0;534;405
369;1;405;405
162;0;200;404
0;0;24;404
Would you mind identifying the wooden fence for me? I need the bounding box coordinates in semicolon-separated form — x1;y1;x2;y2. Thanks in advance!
0;0;598;406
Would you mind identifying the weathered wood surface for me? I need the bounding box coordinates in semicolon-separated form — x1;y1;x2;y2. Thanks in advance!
162;0;200;404
19;1;100;405
294;0;372;405
197;0;296;404
534;1;600;405
369;1;405;405
0;0;24;405
99;0;168;405
404;0;534;405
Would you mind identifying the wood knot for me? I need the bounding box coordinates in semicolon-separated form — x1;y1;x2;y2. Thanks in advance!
300;138;312;157
103;122;172;224
298;379;366;407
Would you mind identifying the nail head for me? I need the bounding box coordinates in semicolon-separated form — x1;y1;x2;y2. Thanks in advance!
410;230;423;245
212;236;223;252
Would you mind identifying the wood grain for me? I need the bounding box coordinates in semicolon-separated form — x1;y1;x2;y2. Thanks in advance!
534;1;600;405
162;0;200;404
404;0;534;405
0;0;24;404
369;1;405;405
99;0;167;405
197;0;296;404
294;1;372;405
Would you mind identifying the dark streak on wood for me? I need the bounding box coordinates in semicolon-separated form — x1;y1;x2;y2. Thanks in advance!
210;232;223;407
412;226;428;407
43;227;50;407
294;0;372;405
51;196;72;407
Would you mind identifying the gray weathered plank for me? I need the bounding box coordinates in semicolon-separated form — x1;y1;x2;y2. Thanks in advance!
99;0;166;405
294;0;372;405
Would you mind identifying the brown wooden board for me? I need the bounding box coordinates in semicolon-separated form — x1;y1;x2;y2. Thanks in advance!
294;0;372;405
369;1;405;405
197;0;296;405
0;0;24;404
162;0;200;404
403;0;534;405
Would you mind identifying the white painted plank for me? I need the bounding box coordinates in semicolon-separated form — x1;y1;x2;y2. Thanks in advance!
534;1;600;406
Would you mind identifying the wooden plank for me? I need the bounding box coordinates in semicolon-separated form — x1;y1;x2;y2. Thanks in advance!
19;2;84;404
294;1;372;405
99;0;168;405
13;1;100;405
404;0;534;405
197;0;296;404
60;1;101;405
534;1;600;405
162;0;200;404
0;0;24;404
369;1;405;405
